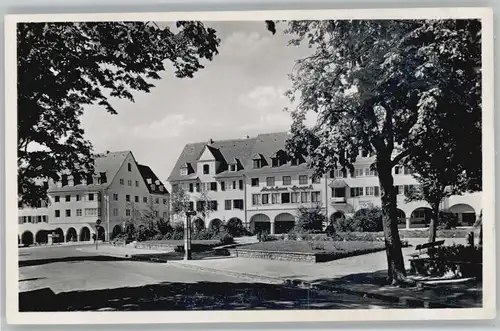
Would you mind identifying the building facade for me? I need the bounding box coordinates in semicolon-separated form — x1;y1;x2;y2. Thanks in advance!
18;151;169;245
168;132;482;234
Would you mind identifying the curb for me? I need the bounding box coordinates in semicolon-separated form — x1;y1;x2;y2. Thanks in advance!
168;261;462;308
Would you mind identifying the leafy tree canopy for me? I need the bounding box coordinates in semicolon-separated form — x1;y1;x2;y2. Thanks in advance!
18;21;220;206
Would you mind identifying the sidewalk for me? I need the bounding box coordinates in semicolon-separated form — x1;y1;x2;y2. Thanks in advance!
168;239;481;308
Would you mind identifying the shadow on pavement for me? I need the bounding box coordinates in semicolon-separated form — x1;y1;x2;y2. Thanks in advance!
19;280;404;312
18;255;130;267
309;270;482;308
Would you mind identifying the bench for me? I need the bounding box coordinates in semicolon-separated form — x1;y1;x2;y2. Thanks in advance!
408;240;445;258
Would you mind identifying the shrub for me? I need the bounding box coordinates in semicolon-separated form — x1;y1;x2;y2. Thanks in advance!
352;207;383;232
225;218;250;237
258;230;277;242
287;232;297;241
333;216;358;232
219;233;235;245
325;223;336;236
294;205;326;233
437;211;459;230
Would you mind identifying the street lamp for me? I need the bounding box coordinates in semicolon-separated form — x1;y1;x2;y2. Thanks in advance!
184;211;196;260
95;219;102;250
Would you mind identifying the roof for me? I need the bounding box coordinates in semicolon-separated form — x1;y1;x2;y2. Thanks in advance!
244;132;311;175
48;151;130;193
138;164;169;195
168;137;257;181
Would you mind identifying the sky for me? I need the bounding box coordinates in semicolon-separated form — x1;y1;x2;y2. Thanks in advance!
80;21;315;185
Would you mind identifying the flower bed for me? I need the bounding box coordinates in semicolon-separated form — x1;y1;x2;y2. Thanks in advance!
228;240;386;263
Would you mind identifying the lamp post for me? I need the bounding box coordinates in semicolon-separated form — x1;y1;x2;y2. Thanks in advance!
95;219;102;250
184;211;196;260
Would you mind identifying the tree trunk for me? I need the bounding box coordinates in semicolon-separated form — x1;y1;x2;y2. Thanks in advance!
428;203;439;243
377;161;406;285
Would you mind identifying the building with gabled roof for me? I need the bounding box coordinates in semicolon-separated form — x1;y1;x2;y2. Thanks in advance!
18;151;169;246
169;132;482;235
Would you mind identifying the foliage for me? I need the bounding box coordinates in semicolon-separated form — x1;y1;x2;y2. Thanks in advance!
271;19;481;283
352;207;384;232
225;218;250;237
257;230;277;242
17;21;220;205
294;204;326;232
437;211;459;230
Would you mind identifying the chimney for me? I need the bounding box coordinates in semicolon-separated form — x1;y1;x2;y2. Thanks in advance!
106;150;110;154
208;138;214;145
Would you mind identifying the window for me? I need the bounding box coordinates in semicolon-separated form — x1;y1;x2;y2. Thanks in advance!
330;169;347;178
291;158;299;166
180;167;188;176
312;176;320;184
189;183;194;192
55;196;60;202
299;175;308;185
127;179;132;186
262;194;269;205
210;182;218;191
271;157;279;167
354;168;364;177
396;185;404;195
126;209;131;216
135;180;139;187
210;201;218;211
404;167;413;175
126;195;130;202
120;178;124;185
282;176;291;186
88;193;94;201
76;195;81;201
203;164;210;174
76;209;82;216
365;167;378;176
189;201;194;211
253;159;262;169
128;163;132;172
55;210;60;217
311;191;321;203
134;196;139;203
230;164;237;171
350;187;364;197
239;180;243;190
395;166;401;175
85;208;98;217
281;193;290;204
66;209;71;217
155;198;159;204
233;199;244;209
272;193;280;204
251;178;259;187
252;194;261;205
196;183;201;192
143;196;147;203
231;181;236;190
225;200;232;210
113;193;118;201
291;192;300;203
301;192;310;203
163;199;167;205
65;195;71;202
153;211;159;217
221;181;225;191
266;177;275;186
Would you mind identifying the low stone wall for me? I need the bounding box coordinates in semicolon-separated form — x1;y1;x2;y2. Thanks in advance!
228;249;317;263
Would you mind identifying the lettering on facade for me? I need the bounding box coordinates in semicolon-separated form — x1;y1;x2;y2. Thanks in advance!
260;186;288;192
290;185;314;191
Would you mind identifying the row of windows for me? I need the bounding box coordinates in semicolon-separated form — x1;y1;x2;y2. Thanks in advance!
182;199;245;212
54;193;100;203
345;185;420;198
54;208;100;218
330;166;414;178
116;194;167;205
119;178;140;187
175;180;245;193
122;208;167;219
252;157;302;169
18;215;48;224
251;175;319;187
252;192;321;205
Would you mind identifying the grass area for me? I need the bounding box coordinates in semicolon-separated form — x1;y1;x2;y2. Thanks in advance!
240;240;385;254
142;240;220;246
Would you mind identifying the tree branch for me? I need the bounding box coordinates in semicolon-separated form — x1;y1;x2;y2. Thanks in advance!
391;149;411;167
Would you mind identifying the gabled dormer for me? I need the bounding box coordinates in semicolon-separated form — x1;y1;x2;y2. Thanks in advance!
228;158;243;172
252;153;268;169
197;143;225;176
180;162;195;176
271;149;289;167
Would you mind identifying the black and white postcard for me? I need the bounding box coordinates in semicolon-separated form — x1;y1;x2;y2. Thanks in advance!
4;7;495;325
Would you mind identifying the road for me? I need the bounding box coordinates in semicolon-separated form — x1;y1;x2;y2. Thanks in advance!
19;244;407;311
